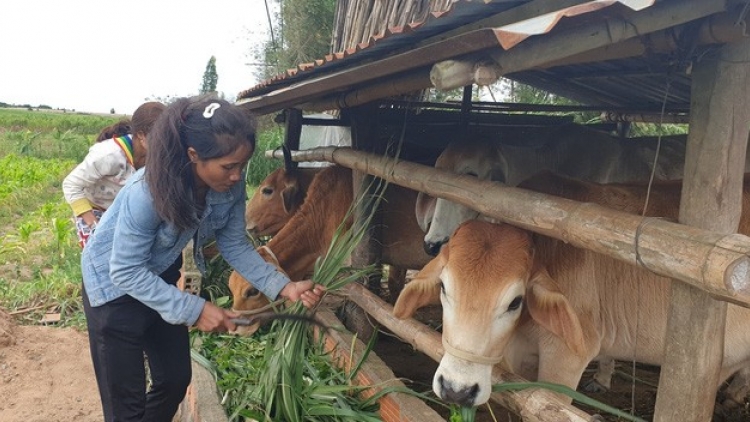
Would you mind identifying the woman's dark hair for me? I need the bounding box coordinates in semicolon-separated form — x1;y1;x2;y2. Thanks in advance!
145;95;257;230
95;120;131;142
131;101;166;138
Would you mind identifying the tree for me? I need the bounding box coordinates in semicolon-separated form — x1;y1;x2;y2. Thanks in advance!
200;56;219;94
255;0;335;81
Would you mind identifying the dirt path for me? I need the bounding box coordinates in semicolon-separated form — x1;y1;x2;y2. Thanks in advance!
0;309;102;422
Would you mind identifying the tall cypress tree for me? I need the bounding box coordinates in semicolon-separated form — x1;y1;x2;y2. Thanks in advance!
200;56;219;94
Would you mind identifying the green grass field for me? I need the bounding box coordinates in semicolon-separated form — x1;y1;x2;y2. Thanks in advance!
0;108;283;327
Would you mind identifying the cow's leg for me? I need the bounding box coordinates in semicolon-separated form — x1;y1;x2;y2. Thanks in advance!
536;348;591;404
581;357;616;393
720;367;750;409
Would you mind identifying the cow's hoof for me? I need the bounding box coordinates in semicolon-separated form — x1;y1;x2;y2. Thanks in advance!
581;379;609;394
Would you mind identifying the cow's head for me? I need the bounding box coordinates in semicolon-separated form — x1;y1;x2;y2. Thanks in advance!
416;141;508;256
245;167;304;237
394;220;585;407
228;246;283;335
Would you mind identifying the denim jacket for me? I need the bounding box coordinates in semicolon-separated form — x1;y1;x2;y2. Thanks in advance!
81;168;290;326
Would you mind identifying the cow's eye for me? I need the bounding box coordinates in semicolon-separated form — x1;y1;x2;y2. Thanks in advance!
261;187;274;195
244;287;261;298
507;295;523;312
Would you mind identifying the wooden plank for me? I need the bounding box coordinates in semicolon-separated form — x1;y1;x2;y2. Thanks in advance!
653;36;750;422
266;146;750;307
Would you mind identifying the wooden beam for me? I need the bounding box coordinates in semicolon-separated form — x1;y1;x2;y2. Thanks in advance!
540;11;746;69
653;36;750;422
488;0;727;76
266;146;750;308
342;282;593;422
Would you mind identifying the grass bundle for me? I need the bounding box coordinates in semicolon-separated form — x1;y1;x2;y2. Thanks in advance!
252;175;391;422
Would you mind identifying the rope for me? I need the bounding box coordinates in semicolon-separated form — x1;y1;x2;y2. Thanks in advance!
441;338;504;366
231;298;285;316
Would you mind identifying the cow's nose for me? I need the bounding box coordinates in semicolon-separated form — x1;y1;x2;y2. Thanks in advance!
424;240;444;256
437;375;479;407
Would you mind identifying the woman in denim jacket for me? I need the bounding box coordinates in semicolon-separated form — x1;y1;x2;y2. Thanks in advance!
81;95;324;422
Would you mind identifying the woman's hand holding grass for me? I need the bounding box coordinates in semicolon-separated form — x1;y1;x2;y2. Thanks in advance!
279;281;326;308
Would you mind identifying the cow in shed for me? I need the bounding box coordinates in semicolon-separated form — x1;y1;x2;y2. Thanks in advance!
231;165;432;310
394;172;750;408
417;125;695;256
245;167;319;237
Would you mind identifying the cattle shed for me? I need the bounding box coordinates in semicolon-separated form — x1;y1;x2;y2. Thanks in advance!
235;1;750;421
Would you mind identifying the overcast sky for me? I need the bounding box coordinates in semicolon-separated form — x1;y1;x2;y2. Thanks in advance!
0;0;273;114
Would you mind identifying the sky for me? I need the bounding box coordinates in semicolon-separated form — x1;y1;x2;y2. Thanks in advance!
0;0;274;115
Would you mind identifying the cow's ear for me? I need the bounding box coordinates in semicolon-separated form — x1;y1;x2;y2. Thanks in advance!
393;253;445;319
415;192;436;233
526;268;586;357
281;184;300;214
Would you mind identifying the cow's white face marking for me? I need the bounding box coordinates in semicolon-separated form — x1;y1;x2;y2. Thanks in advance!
434;262;526;406
423;142;507;255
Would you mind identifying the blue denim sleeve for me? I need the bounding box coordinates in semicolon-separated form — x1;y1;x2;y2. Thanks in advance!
109;180;205;326
216;183;290;301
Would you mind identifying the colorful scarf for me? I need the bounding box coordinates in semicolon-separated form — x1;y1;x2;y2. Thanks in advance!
113;135;134;166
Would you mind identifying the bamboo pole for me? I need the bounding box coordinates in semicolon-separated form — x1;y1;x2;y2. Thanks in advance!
342;282;593;422
266;146;750;307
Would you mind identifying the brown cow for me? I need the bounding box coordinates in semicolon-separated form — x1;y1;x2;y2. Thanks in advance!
231;165;431;310
245;167;319;237
228;246;283;335
394;172;750;408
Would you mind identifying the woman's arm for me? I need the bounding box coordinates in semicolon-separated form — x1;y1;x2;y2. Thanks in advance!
216;185;325;307
216;185;290;300
108;181;206;325
62;146;125;215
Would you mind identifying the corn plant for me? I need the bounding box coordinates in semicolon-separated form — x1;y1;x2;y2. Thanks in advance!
50;217;72;259
18;221;39;243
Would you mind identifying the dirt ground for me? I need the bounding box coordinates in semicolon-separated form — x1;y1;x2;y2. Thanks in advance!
0;308;102;422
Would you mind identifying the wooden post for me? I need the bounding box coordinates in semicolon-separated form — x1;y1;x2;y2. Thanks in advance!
653;37;750;421
283;108;302;165
348;104;384;294
341;104;385;341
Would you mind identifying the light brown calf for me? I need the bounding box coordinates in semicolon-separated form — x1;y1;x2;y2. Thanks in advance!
394;172;750;408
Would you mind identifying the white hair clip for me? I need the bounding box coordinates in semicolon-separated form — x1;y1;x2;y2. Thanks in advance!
203;103;221;118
